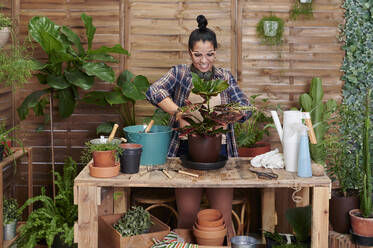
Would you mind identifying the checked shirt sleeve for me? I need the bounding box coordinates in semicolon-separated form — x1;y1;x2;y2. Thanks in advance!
146;66;177;106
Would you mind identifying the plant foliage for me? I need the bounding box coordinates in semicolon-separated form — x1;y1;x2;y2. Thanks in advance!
113;206;152;237
3;197;20;224
17;157;78;248
234;94;273;148
17;14;129;122
256;16;284;46
290;0;313;20
0;13;11;28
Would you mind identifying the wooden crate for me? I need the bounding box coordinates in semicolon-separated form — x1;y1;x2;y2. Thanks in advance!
329;230;373;248
98;214;170;248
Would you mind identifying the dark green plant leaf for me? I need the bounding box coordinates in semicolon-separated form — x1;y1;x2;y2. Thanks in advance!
57;87;76;118
46;74;70;89
61;25;85;56
82;62;115;82
96;122;115;135
106;91;127;105
132;75;150;94
81;91;108;106
36;73;48;85
39;30;65;55
28;16;61;48
285;206;311;242
17;89;49;120
88;44;129;55
85;54;117;63
81;13;96;51
117;70;134;87
64;69;94;90
191;72;228;97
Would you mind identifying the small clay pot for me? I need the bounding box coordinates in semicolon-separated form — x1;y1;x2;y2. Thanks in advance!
238;142;271;157
193;225;226;246
92;150;116;167
195;222;225;232
197;209;224;227
89;162;119;178
350;209;373;237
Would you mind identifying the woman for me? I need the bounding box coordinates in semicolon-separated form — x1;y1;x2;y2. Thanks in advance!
146;15;250;238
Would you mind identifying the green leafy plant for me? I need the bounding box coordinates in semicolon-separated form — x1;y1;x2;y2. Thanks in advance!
0;13;11;28
81;141;122;165
299;77;337;164
82;70;150;132
17;157;78;248
234;94;273;147
256;16;284;46
0;121;23;157
144;108;170;126
360;89;372;218
177;73;253;137
290;0;313;20
3;197;20;224
113;206;152;237
17;13;129;122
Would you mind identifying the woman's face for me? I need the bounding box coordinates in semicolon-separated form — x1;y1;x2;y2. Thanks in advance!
190;41;216;72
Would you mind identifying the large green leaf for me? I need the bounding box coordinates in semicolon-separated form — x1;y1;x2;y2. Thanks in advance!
88;44;129;55
85;54;117;63
191;72;228;97
81;13;96;51
57;88;76;118
47;74;70;89
96;122;115;135
117;70;134;88
132;75;150;94
28;16;61;47
106;91;127;105
117;72;149;101
36;73;48;85
61;26;85;56
82;62;115;82
39;30;64;55
17;89;49;120
64;70;94;90
81;91;108;106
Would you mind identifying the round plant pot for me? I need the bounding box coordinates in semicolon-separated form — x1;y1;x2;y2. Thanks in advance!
3;219;17;240
329;189;359;234
188;134;222;163
193;225;226;246
197;209;224;227
0;27;10;48
92;150;116;167
89;162;119;178
119;143;143;174
263;21;279;37
300;0;312;3
195;222;226;232
349;209;373;237
238;142;271;157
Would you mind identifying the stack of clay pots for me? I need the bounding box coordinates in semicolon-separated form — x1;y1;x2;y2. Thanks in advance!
89;146;120;178
193;209;227;246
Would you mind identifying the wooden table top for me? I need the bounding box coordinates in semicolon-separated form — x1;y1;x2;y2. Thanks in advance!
74;157;331;188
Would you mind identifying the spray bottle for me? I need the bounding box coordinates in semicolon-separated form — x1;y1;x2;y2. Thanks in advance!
296;124;312;178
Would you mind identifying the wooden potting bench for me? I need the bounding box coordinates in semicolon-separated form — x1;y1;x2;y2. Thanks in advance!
74;157;331;248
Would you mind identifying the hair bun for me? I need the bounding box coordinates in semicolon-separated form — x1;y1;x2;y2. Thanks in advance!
197;15;208;31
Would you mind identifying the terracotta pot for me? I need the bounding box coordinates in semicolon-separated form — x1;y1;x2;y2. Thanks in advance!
329;189;359;234
197;209;224;227
238;142;271;157
188;134;221;163
92;150;116;167
89;162;119;178
350;209;373;237
193;225;226;246
195;222;225;232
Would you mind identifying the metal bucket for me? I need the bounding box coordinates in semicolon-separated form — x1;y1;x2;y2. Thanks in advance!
3;220;17;240
89;136;122;145
231;235;263;248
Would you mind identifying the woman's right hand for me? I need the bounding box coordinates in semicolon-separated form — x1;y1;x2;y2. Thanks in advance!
175;112;190;128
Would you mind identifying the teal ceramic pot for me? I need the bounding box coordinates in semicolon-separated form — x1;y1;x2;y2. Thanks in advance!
123;125;172;165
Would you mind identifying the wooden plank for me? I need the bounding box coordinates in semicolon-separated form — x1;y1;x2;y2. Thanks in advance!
113;187;130;214
261;188;276;236
311;187;330;248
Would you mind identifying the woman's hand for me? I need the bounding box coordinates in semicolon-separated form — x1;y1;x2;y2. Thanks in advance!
175;112;190;128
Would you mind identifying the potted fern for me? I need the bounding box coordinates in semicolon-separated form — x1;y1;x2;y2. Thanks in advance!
349;89;373;244
0;12;11;48
3;197;20;240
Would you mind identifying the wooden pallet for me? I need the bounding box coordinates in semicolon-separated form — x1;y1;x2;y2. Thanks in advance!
329;230;373;248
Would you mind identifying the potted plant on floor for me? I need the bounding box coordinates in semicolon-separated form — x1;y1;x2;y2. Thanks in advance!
0;12;11;48
17;157;78;248
177;73;253;163
234;94;274;157
349;89;373;244
3;197;20;240
256;16;284;46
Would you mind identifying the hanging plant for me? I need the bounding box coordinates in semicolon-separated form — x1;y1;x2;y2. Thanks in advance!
256;16;284;46
290;0;313;20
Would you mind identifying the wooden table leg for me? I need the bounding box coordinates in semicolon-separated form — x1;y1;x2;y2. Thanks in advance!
75;185;99;247
311;186;330;248
261;188;276;237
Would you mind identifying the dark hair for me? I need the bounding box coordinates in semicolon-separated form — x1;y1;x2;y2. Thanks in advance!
188;15;217;51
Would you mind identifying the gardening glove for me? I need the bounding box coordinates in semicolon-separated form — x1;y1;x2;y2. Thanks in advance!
251;148;284;169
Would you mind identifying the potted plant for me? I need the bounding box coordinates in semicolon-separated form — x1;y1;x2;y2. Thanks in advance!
3;197;20;240
177;73;253;163
256;16;284;46
17;157;78;248
290;0;313;20
17;13;129;123
349;89;373;243
234;94;273;157
0;122;23;161
113;206;152;237
0;12;11;48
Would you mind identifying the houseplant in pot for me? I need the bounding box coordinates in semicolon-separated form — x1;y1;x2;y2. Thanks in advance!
233;94;274;157
290;0;313;20
349;89;373;244
0;122;23;161
177;73;253;164
256;16;284;46
3;197;20;240
0;12;11;48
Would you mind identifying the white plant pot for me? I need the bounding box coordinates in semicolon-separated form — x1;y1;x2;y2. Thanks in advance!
0;27;10;48
263;21;279;37
3;219;17;240
300;0;312;3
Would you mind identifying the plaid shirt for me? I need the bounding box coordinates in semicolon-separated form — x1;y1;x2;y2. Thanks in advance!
146;64;250;157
